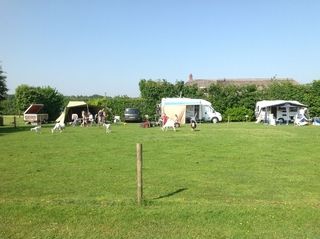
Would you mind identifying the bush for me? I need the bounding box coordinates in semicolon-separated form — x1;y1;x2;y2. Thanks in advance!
224;107;254;122
88;96;155;121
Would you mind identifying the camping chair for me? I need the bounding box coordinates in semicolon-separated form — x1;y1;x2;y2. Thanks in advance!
313;117;320;126
269;113;276;126
88;113;95;126
114;116;121;124
190;112;198;123
190;115;197;131
143;115;151;128
294;113;308;126
71;114;79;127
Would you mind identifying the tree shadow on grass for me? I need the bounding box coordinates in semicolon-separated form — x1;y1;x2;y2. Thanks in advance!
0;126;30;136
152;188;188;200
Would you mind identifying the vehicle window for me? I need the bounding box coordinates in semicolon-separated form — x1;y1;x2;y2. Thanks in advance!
279;107;286;112
125;109;139;114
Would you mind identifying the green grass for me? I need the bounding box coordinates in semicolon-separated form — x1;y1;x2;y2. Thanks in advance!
1;122;320;238
1;115;25;127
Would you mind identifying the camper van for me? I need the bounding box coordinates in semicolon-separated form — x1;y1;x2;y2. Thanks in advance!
160;98;222;124
255;100;307;124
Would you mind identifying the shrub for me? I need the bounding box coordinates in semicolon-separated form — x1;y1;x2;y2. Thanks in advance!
88;97;155;121
224;106;254;122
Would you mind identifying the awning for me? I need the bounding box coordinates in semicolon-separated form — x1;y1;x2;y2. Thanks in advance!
258;100;306;109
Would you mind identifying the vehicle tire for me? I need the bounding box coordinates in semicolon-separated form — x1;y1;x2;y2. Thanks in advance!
212;117;218;124
278;118;285;124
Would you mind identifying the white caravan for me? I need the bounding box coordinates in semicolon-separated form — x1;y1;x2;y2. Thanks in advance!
160;98;222;124
255;100;307;124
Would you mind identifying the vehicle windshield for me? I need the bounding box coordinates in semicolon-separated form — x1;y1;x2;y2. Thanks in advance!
125;109;139;114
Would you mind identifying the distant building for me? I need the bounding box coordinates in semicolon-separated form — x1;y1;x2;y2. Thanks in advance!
185;74;299;90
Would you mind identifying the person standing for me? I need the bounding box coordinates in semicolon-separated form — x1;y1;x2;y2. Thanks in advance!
81;110;88;127
162;113;168;126
97;109;104;125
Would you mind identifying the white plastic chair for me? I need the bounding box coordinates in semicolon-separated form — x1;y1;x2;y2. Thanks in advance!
114;116;121;124
269;113;276;126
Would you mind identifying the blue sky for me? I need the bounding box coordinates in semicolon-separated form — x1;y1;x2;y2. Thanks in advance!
1;0;320;97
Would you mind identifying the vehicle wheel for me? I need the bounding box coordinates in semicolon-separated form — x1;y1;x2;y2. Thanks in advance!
278;118;284;124
212;117;218;124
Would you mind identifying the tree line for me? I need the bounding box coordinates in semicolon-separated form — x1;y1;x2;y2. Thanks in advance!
1;68;320;122
138;79;320;121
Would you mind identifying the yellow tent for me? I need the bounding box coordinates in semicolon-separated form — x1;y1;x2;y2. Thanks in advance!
55;101;90;123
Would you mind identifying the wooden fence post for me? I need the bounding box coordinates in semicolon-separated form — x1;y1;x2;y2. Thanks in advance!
13;116;17;128
136;143;143;205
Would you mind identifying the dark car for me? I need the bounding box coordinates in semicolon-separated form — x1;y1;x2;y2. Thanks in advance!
124;108;141;122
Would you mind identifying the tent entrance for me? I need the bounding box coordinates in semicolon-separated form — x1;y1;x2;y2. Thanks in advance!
56;101;100;123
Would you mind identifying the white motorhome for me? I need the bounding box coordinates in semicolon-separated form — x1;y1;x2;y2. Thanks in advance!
160;98;222;124
255;100;307;124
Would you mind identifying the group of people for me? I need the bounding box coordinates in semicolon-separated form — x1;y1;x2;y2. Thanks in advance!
161;113;180;127
80;110;95;127
140;113;180;128
71;108;107;127
97;108;107;125
161;113;198;130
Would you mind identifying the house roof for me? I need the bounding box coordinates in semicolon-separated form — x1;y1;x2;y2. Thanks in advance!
185;78;299;89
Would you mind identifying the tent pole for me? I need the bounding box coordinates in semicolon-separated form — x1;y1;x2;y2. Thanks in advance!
286;104;289;125
264;107;268;123
199;102;202;123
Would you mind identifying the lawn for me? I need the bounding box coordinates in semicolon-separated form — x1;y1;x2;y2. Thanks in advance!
0;121;319;238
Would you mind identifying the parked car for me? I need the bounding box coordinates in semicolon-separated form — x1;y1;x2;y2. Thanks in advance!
124;108;142;122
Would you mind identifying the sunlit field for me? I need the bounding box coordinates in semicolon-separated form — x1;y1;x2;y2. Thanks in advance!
1;120;319;238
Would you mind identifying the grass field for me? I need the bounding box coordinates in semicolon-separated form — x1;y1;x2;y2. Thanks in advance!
1;120;320;238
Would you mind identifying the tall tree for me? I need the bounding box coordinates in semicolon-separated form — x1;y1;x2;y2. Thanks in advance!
0;65;8;101
15;84;41;114
0;95;16;115
207;84;241;113
15;85;64;120
306;80;320;117
261;81;306;102
38;86;65;120
139;79;176;100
